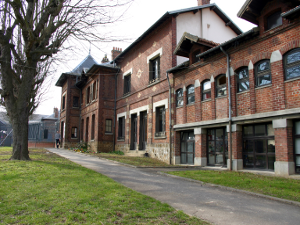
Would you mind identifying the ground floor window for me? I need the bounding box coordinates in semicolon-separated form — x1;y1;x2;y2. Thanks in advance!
180;131;195;164
295;120;300;174
105;119;112;133
243;123;275;170
71;127;77;138
207;128;228;166
118;117;125;140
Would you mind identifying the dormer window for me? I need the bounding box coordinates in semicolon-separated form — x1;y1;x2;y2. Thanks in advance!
267;10;282;31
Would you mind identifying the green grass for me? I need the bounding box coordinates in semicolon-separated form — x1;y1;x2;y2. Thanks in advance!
0;147;208;225
167;170;300;202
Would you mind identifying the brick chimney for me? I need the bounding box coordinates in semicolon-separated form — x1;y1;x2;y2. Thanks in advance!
198;0;210;6
101;54;109;63
54;107;59;118
111;47;122;61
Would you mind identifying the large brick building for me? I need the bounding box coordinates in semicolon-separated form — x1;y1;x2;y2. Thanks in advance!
56;0;300;175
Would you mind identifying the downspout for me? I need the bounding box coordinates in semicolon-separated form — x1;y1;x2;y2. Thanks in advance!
166;72;172;165
220;46;232;171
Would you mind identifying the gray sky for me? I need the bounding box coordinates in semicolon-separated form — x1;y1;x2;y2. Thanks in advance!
36;0;255;115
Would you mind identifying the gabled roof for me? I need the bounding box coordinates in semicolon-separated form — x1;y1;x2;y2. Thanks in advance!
114;3;242;63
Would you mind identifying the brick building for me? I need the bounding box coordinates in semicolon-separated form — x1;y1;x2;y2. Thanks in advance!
168;0;300;175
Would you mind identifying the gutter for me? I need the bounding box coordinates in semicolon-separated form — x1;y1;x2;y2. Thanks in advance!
166;72;172;165
220;47;232;171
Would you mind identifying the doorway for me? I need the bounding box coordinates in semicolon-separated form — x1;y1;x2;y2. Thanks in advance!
180;131;195;164
207;128;228;166
130;114;137;150
139;111;147;150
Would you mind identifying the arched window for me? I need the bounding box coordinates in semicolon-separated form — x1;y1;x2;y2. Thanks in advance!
202;80;211;100
255;60;271;87
284;48;300;80
216;75;226;97
176;88;183;107
187;85;195;104
236;67;249;92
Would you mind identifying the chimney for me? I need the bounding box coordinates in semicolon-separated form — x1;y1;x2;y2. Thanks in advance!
54;107;59;118
198;0;210;6
111;47;122;61
101;54;109;63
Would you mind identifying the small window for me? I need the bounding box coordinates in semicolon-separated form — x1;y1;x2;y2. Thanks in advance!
255;60;271;87
284;48;300;80
202;80;211;100
62;95;66;110
267;10;282;31
73;96;79;108
192;50;201;64
176;89;183;107
118;117;125;140
124;74;131;95
86;86;90;104
155;106;165;137
236;67;249;92
92;81;97;100
216;75;226;97
149;57;160;84
187;85;195;104
71;127;77;138
105;119;112;133
91;114;95;140
44;129;48;139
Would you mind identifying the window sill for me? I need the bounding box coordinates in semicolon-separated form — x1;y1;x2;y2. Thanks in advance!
147;79;160;87
255;84;272;90
284;76;300;83
176;105;184;109
201;99;211;103
71;138;78;139
117;138;125;142
105;133;113;135
187;103;195;106
154;136;167;140
215;95;227;99
237;90;250;95
123;93;131;98
72;107;80;109
264;24;282;34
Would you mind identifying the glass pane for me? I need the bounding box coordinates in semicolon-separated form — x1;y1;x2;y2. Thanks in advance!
177;89;183;97
255;140;267;153
218;76;226;85
217;86;227;97
188;95;195;104
187;142;194;152
267;140;275;153
268;156;275;170
203;92;211;100
207;130;214;140
287;50;300;64
257;74;271;86
244;140;254;153
286;64;300;79
182;133;188;141
238;69;248;79
188;132;195;140
216;129;223;140
203;81;211;90
181;142;186;153
257;61;270;72
255;124;265;136
216;141;224;152
244;154;254;168
239;80;250;92
267;124;274;136
177;99;183;106
243;126;253;137
255;155;267;169
181;153;187;164
267;11;282;30
187;86;194;94
187;153;194;164
295;121;300;135
216;154;224;164
296;156;300;166
208;141;215;153
295;139;300;154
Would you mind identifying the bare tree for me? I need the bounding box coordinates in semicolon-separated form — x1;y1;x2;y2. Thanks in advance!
0;0;132;160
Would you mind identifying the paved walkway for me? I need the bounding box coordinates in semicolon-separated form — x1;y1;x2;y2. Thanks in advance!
47;148;300;225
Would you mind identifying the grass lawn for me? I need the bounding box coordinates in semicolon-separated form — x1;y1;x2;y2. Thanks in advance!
0;147;208;224
167;170;300;202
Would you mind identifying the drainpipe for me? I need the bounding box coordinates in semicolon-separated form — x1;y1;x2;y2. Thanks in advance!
220;47;232;171
166;72;172;165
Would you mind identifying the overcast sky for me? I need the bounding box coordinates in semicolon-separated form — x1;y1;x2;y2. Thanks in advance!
36;0;255;115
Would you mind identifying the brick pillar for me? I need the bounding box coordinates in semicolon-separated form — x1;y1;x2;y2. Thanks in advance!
273;119;295;175
195;80;202;122
211;78;216;120
248;64;256;114
148;97;153;144
227;124;243;170
174;130;181;164
230;71;237;117
194;128;207;166
183;86;187;124
126;105;130;145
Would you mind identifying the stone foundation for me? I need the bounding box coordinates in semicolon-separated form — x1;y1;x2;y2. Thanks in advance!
115;144;130;153
146;143;170;164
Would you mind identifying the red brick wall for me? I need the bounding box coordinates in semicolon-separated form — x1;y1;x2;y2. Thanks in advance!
274;127;294;162
215;97;228;119
285;79;300;109
255;86;273;113
186;104;195;123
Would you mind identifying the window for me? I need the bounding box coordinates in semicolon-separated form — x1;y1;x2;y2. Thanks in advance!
255;60;271;87
176;89;183;107
124;74;131;95
86;86;90;104
81;119;84;141
118;117;125;140
91;114;95;140
192;50;201;64
149;57;160;84
73;96;79;108
267;10;282;31
44;129;48;139
202;80;211;100
86;117;89;142
295;121;300;174
284;48;300;80
92;81;97;100
62;95;66;110
187;85;195;104
216;75;226;97
105;119;112;133
236;67;249;92
71;127;77;138
155;106;165;137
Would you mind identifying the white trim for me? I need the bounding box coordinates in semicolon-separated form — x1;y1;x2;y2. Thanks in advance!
147;47;163;64
270;50;282;63
129;105;149;117
195;79;200;88
153;98;168;112
123;68;132;79
117;112;126;121
210;75;215;82
248;60;254;70
183;85;186;92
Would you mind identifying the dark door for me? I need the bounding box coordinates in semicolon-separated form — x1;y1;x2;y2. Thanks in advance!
180;131;195;164
207;128;228;166
139;111;147;150
130;114;137;150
